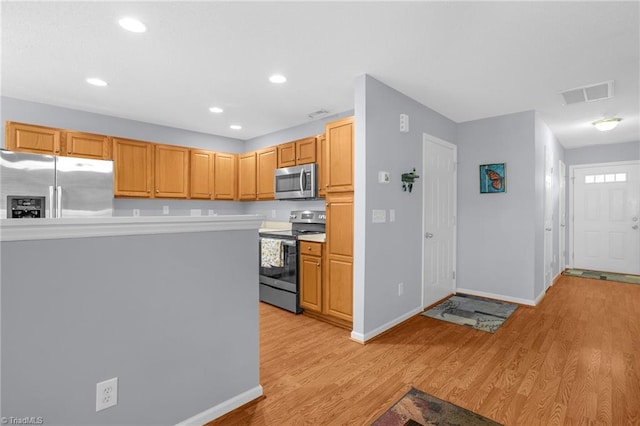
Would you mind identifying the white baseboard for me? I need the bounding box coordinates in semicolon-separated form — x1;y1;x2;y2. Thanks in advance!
175;385;263;426
350;306;423;343
455;288;537;306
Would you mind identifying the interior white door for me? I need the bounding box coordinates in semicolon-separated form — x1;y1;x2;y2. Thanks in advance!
544;145;554;289
573;162;640;274
422;135;456;308
559;160;567;270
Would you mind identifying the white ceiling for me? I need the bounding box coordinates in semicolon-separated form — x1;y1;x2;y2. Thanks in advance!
2;1;638;149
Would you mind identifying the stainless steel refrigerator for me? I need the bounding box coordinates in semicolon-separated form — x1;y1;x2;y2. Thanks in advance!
0;150;114;218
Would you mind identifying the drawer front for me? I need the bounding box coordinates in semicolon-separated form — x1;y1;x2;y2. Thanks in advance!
300;241;322;256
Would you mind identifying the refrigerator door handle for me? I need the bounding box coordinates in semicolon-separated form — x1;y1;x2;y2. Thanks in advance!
49;186;55;218
57;186;62;218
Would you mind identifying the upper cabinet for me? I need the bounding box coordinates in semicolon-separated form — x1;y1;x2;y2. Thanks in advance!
64;131;112;160
325;117;354;193
5;121;62;156
277;136;317;168
317;134;326;198
257;146;277;200
113;138;154;197
238;151;257;200
190;149;215;200
5;122;112;160
154;144;189;198
214;152;237;200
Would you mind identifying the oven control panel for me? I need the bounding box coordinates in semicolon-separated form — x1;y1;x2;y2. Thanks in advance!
289;210;326;224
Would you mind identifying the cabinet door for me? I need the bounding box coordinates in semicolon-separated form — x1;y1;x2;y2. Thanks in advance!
154;144;189;198
214;152;237;200
64;131;111;160
317;135;326;198
190;150;215;199
325;256;353;322
277;142;296;168
295;136;317;165
257;147;277;200
113;138;153;197
5;122;61;155
238;151;257;200
300;253;322;312
325;117;354;192
326;193;354;258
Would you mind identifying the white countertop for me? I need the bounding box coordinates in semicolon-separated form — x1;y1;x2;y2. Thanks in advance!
0;215;265;242
297;233;326;243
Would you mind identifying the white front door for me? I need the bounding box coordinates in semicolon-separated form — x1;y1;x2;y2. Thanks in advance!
572;161;640;274
422;134;457;308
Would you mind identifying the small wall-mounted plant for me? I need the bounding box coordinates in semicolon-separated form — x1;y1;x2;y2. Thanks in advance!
401;168;420;192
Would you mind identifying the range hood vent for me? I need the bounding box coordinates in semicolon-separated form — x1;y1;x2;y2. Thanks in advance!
560;80;614;105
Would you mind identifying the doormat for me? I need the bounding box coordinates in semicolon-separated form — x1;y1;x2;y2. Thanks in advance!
562;268;640;285
421;294;517;333
371;387;502;426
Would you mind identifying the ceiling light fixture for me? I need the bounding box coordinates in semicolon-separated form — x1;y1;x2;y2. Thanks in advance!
86;78;108;87
118;17;147;33
209;107;224;113
269;74;287;84
592;117;622;131
230;124;242;130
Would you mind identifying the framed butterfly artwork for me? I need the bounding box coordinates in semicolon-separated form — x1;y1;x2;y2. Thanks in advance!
479;163;506;193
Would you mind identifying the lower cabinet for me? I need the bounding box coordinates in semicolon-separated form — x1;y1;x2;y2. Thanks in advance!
300;241;323;312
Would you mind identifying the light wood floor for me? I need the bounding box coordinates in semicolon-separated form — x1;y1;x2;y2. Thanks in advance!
209;275;640;425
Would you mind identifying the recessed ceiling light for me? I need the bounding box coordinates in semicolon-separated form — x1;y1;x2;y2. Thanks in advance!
269;74;287;84
86;78;108;87
209;107;224;113
118;17;147;33
230;124;242;130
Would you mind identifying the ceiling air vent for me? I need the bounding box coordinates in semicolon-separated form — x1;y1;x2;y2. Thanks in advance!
307;109;330;120
560;80;614;105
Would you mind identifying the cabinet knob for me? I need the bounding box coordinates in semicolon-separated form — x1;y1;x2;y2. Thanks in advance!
316;263;320;267
156;189;159;193
307;246;311;250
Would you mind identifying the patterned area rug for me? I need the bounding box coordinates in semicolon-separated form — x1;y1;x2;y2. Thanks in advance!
371;387;502;426
421;294;517;333
562;268;640;285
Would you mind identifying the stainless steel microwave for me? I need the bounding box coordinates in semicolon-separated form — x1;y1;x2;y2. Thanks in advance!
274;164;317;200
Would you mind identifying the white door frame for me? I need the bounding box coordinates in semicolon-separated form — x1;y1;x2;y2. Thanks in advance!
559;159;566;271
568;160;640;269
421;133;457;308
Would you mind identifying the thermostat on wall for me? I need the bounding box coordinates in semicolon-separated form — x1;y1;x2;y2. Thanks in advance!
378;171;391;183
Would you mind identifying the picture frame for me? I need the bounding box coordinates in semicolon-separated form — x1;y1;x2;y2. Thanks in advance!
479;163;506;193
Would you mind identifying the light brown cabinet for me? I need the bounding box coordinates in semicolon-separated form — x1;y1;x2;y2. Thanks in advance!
113;138;154;197
325;117;354;193
299;241;323;313
5;122;62;156
64;131;111;159
257;147;277;200
154;144;189;198
277;136;317;168
317;134;326;198
214;152;237;200
325;193;353;323
190;150;215;199
238;151;257;200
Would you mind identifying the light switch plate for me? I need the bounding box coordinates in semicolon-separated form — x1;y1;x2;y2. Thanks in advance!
372;209;386;223
400;114;409;133
378;171;391;183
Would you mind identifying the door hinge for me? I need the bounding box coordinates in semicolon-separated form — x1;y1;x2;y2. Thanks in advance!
452;271;456;279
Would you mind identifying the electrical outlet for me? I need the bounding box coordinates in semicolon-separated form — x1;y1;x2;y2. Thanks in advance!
96;377;118;412
208;209;215;216
162;205;169;215
132;209;140;217
398;282;404;296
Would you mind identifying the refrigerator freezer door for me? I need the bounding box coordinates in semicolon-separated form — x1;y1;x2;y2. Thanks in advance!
55;156;114;217
0;150;56;218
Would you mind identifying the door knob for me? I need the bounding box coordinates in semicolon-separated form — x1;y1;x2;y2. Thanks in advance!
425;232;434;239
633;225;639;230
633;217;639;222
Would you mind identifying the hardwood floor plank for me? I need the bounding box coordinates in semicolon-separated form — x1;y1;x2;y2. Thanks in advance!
208;276;640;425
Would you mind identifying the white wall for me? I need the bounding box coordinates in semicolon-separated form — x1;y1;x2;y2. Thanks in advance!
456;111;538;304
353;75;457;341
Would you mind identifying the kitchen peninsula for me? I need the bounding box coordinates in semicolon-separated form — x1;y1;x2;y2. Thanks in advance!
0;215;264;425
